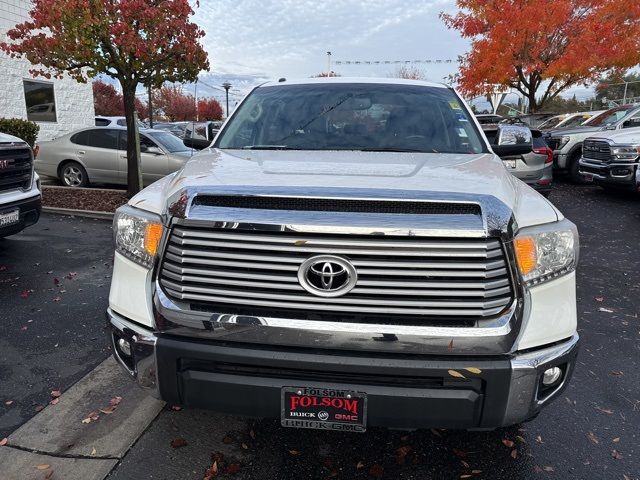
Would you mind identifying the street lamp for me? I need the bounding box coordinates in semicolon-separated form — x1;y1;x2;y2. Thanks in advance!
222;82;232;118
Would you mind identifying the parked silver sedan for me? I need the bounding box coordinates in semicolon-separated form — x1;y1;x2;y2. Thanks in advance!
35;127;193;187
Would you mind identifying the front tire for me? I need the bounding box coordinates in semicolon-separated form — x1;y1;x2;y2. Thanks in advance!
567;151;585;184
59;161;89;187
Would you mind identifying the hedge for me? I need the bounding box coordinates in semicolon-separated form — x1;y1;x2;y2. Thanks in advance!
0;118;40;147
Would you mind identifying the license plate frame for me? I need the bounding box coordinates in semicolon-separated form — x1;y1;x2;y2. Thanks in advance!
503;159;517;169
582;172;594;182
281;386;367;432
0;209;19;227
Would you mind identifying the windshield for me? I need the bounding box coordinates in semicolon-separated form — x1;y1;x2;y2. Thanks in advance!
558;115;590;128
215;83;487;154
538;116;564;129
147;132;189;152
586;106;635;127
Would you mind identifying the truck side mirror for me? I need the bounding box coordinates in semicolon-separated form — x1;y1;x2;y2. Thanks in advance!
492;124;533;157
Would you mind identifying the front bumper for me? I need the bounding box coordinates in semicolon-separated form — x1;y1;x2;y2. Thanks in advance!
108;309;579;429
0;194;41;237
579;158;638;190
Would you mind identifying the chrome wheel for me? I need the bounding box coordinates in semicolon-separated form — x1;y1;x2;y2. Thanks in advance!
63;165;83;187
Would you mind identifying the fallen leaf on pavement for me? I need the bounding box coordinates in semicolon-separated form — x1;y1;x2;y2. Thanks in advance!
35;464;50;470
613;437;620;443
249;429;256;439
224;464;241;475
99;406;116;415
222;435;233;444
0;438;7;446
49;398;59;406
472;470;482;474
81;417;92;424
536;435;543;444
50;390;61;398
369;464;384;479
395;445;412;465
598;307;613;313
171;438;188;449
595;406;613;414
543;466;554;472
611;371;623;377
448;370;466;379
356;461;364;469
595;296;603;302
34;405;44;412
460;476;472;479
171;405;182;411
204;461;218;480
464;367;482;374
502;439;515;448
4;400;13;406
20;290;30;298
52;296;61;302
611;450;623;460
241;443;248;450
288;449;301;456
510;449;518;459
90;447;97;456
516;435;526;443
109;396;122;407
587;432;599;444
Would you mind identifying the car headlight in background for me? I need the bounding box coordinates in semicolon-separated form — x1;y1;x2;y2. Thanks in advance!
611;145;640;161
113;205;163;268
556;136;571;151
514;219;579;287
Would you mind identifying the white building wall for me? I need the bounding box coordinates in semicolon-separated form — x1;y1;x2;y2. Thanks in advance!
0;0;94;141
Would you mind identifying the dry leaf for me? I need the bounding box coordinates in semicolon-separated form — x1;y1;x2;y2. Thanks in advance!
510;449;518;459
369;464;384;479
100;406;115;415
34;405;44;412
356;461;364;469
543;466;554;472
536;435;543;444
109;396;122;407
288;449;301;456
224;464;241;475
596;407;613;415
170;438;188;449
249;429;256;439
294;240;307;246
516;435;526;443
4;400;13;406
241;443;249;450
464;367;482;374
49;398;59;406
598;307;613;313
222;435;233;444
595;296;604;302
81;417;92;424
50;390;61;398
611;450;623;460
587;432;599;444
35;464;50;470
90;447;97;456
472;470;482;474
0;438;7;446
448;339;454;351
171;405;182;411
448;369;466;379
460;476;472;479
502;439;515;448
613;437;620;443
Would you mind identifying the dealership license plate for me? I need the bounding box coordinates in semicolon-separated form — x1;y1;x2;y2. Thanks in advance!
281;387;367;432
0;209;19;227
504;159;517;169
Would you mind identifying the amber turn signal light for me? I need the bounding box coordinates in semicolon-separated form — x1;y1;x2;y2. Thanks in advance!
144;223;163;256
514;237;537;275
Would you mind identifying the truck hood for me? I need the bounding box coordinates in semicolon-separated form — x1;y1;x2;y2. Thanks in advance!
0;132;28;144
547;126;603;137
130;149;560;230
586;126;640;144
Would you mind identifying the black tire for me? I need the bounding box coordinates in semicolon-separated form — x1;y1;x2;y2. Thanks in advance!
59;161;89;187
567;150;586;184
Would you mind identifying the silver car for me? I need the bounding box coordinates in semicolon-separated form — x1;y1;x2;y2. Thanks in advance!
483;126;553;196
35;127;193;187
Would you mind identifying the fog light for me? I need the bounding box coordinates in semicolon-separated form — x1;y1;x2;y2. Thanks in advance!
117;338;132;357
542;367;562;386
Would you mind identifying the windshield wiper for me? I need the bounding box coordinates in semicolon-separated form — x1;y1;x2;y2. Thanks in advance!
240;145;300;150
358;147;430;153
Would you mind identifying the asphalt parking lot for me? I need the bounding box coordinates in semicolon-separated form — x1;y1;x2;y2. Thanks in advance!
1;182;639;480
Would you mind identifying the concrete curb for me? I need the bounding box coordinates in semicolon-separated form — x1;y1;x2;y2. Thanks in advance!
42;206;114;220
42;185;127;193
2;356;165;480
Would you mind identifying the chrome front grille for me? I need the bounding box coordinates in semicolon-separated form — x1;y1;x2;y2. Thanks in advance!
0;145;33;192
582;140;612;163
159;225;515;321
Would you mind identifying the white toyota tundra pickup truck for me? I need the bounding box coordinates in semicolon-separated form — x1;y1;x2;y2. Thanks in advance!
108;78;579;431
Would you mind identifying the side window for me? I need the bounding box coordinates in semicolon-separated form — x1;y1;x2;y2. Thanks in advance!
95;118;110;126
622;111;640;129
24;80;57;122
87;129;119;149
117;119;127;126
70;130;90;146
118;132;157;150
140;134;156;149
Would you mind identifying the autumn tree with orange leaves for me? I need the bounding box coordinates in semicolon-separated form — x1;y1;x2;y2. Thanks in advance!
441;0;640;112
2;0;209;195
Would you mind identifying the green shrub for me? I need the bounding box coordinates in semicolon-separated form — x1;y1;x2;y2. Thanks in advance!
0;118;40;147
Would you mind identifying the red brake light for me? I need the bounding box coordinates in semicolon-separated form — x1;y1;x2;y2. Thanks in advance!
533;146;553;164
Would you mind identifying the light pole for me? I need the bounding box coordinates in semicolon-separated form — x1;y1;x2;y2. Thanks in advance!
222;81;232;118
326;51;331;77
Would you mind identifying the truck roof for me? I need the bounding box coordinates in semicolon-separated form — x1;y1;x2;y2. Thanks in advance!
259;77;450;89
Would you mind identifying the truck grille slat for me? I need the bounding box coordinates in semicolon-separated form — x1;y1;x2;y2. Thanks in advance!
582;139;612;163
160;226;515;322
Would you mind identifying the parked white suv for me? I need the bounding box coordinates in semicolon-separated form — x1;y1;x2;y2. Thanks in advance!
0;132;41;237
108;78;579;431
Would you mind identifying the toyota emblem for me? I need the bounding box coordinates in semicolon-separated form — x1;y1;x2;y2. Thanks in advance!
298;255;358;298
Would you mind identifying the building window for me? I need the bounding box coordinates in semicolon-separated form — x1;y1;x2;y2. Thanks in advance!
23;80;57;123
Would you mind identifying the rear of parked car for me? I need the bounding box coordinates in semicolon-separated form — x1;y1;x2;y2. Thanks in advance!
0;132;41;237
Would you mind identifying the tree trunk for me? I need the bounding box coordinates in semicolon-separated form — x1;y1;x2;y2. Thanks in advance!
122;84;143;196
527;89;539;113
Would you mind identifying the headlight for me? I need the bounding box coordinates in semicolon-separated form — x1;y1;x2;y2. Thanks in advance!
513;219;579;287
113;205;163;268
611;145;640;161
556;136;571;150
